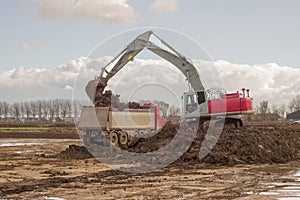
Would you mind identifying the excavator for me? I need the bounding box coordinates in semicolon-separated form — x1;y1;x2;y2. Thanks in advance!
78;31;253;147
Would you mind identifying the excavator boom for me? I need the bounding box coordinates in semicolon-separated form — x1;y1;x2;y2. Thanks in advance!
85;31;204;103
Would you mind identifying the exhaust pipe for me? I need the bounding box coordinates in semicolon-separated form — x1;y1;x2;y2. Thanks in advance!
246;89;250;97
241;88;245;98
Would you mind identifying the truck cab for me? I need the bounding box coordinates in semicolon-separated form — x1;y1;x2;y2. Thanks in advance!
140;103;167;130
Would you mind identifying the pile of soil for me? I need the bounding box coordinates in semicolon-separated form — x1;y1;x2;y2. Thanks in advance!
182;123;300;165
94;90;122;108
94;89;142;110
56;122;300;165
93;81;142;109
56;144;92;159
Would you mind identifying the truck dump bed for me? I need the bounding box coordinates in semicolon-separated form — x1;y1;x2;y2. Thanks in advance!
78;106;156;130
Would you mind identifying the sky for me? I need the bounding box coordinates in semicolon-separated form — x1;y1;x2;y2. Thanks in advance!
0;0;300;107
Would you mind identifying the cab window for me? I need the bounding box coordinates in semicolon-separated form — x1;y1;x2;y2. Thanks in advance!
186;94;198;113
159;109;165;118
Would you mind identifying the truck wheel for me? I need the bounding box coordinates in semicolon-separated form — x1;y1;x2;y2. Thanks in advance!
120;132;128;145
110;132;119;146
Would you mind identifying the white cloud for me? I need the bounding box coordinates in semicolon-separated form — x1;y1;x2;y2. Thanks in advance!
1;57;299;107
37;0;137;24
149;0;179;13
212;60;300;106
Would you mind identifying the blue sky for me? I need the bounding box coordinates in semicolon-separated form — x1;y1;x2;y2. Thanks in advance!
1;0;300;70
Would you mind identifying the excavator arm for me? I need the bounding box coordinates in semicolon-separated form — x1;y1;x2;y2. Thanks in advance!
86;31;205;103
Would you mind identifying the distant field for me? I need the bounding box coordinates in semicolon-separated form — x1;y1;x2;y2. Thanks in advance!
0;122;75;128
0;127;50;131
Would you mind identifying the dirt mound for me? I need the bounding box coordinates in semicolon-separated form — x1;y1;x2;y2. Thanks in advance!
56;145;92;159
127;122;300;165
57;122;300;165
211;124;297;165
180;124;300;165
128;121;179;152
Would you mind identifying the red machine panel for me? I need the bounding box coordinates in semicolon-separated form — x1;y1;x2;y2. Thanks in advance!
208;93;253;114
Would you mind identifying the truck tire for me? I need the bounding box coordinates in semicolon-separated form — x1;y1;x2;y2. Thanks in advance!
120;131;128;145
110;131;119;146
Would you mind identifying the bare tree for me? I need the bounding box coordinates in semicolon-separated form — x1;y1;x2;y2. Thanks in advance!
24;102;31;118
48;100;55;121
53;99;60;118
42;100;49;119
66;99;72;117
37;100;43;119
0;102;3;118
31;101;38;118
73;100;83;118
11;102;20;119
60;99;69;119
258;101;269;114
278;103;286;118
288;94;300;113
3;102;10;118
20;102;25;119
271;104;279;115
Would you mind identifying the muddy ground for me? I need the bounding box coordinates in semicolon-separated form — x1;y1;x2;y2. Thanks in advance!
0;122;299;199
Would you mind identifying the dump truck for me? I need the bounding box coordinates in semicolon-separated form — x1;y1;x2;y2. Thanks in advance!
78;103;167;147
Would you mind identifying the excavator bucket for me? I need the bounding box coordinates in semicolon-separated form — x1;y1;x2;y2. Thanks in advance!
85;31;153;103
85;78;107;103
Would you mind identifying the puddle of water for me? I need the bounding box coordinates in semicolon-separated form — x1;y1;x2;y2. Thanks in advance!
14;150;35;154
245;169;300;199
276;169;300;199
244;191;280;195
293;171;300;177
43;196;65;200
276;190;300;195
260;191;280;195
0;138;79;147
284;187;300;190
244;191;254;195
0;142;44;147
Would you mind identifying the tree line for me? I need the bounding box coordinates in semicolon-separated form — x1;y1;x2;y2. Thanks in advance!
0;94;299;121
0;99;88;121
256;94;300;117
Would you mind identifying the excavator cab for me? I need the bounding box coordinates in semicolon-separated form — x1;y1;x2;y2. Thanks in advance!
183;91;209;118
